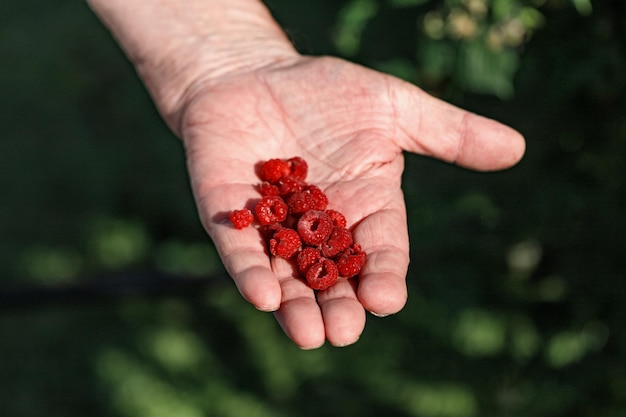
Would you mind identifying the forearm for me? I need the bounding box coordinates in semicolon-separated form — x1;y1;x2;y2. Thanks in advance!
86;0;297;133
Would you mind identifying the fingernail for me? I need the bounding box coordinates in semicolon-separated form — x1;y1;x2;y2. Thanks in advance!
332;337;360;348
256;304;280;312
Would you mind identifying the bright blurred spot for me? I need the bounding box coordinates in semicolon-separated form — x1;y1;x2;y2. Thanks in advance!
507;239;542;276
571;0;593;15
447;9;478;39
96;349;204;417
424;11;446;39
144;328;205;373
97;346;281;417
334;0;378;56
88;217;149;269
154;240;220;277
453;309;506;356
545;322;610;368
402;383;477;417
20;245;82;283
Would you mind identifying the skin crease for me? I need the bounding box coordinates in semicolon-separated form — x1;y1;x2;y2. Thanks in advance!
87;0;525;349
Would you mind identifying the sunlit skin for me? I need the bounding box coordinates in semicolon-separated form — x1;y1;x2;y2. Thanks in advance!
179;55;525;349
87;0;525;349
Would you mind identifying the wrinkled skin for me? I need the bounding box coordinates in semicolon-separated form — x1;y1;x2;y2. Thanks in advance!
179;56;525;349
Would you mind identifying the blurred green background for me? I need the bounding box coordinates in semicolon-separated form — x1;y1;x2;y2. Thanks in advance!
1;0;625;416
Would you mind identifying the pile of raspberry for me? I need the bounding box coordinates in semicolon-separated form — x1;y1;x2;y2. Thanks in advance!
229;156;366;291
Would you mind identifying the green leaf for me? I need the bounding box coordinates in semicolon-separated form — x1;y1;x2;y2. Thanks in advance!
418;39;456;80
333;0;379;56
456;38;518;98
571;0;592;15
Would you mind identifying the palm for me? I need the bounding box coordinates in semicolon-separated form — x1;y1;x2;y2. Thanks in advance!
179;56;524;348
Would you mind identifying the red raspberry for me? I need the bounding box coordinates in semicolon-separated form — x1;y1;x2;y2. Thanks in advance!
231;156;366;291
297;210;333;245
277;177;305;196
259;159;290;183
305;185;328;211
337;244;367;277
287;190;314;214
325;209;347;228
306;258;339;290
255;196;288;225
321;227;353;258
287;156;308;181
229;208;254;229
257;182;280;196
269;228;302;259
287;186;329;214
297;247;322;274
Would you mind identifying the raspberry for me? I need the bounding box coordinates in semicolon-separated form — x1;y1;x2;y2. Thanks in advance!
229;208;254;229
306;258;339;290
297;247;322;274
277;177;305;196
326;209;347;228
258;182;280;196
297;210;333;245
230;156;366;292
287;186;329;214
305;185;328;211
255;196;288;225
259;159;290;183
269;228;302;259
337;244;367;277
321;227;354;258
287;156;308;181
287;190;314;214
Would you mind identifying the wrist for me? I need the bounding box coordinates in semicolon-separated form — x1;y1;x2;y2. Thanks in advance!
87;0;298;134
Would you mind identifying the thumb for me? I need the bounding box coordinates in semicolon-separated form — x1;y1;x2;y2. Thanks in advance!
391;79;526;171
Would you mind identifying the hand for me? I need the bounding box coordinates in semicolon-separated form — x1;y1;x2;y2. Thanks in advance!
179;55;525;349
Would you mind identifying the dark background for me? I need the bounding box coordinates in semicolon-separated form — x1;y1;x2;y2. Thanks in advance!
1;0;625;416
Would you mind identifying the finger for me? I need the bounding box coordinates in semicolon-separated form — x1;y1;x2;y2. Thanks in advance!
392;79;525;171
273;295;326;350
271;257;326;349
196;186;283;312
354;207;410;316
214;228;284;312
316;278;366;347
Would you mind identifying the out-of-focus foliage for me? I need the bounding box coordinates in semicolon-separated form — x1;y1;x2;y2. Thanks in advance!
300;0;587;98
1;0;626;416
